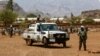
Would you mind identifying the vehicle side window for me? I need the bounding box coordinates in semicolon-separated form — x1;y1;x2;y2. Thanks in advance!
37;25;41;31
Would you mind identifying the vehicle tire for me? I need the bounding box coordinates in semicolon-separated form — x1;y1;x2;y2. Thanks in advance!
43;38;48;47
26;39;33;46
63;42;66;48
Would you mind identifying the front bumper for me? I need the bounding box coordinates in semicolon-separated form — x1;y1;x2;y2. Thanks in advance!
47;38;69;43
47;33;70;43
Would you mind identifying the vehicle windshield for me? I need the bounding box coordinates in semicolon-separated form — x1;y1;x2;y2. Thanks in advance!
38;24;58;31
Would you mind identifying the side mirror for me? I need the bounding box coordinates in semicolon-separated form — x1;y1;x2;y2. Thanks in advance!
37;28;40;31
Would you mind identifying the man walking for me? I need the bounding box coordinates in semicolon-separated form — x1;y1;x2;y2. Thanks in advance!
78;26;87;51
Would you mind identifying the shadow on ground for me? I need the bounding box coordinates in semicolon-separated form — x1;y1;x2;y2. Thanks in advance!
31;44;71;49
88;50;100;54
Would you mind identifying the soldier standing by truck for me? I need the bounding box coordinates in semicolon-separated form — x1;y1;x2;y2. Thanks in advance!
78;26;87;51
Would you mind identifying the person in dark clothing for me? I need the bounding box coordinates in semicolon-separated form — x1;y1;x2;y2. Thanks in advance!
36;15;41;23
9;26;13;38
78;26;87;51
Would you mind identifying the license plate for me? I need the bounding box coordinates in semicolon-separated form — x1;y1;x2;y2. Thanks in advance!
49;39;55;42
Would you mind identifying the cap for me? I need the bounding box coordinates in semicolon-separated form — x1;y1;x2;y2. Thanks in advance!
80;25;84;28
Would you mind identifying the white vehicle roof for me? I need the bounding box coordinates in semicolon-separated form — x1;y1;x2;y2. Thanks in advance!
29;23;57;28
36;23;56;25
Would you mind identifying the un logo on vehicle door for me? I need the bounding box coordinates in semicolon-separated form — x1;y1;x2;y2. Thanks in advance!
37;35;40;41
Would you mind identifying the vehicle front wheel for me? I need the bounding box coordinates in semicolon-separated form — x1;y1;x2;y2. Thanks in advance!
63;42;66;48
26;39;33;46
43;38;48;47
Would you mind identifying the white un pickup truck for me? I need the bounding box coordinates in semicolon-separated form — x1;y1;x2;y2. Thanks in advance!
22;23;69;47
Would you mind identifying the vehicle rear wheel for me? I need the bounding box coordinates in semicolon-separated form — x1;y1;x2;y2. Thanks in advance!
63;42;66;48
43;38;48;47
26;39;33;46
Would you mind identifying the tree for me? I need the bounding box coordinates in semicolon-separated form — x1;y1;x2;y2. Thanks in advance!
6;0;13;11
19;21;28;29
82;17;95;24
64;15;67;19
26;13;37;18
69;16;81;25
0;10;17;27
69;13;75;25
74;16;81;24
0;0;18;27
71;13;74;19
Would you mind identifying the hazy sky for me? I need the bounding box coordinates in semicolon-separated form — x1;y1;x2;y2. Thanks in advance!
14;0;30;11
13;0;100;16
14;0;100;11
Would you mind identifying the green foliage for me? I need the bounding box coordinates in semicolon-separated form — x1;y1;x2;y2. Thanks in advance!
6;0;13;11
0;10;17;27
19;21;27;29
0;0;18;27
26;13;37;17
69;16;81;25
63;15;67;19
74;16;81;24
82;17;95;24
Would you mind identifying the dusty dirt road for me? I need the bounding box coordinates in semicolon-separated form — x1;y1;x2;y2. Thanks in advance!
0;31;100;56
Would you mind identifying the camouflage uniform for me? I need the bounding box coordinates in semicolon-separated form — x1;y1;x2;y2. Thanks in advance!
78;26;87;51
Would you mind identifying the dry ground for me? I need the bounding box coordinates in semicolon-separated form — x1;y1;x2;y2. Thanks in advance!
0;31;100;56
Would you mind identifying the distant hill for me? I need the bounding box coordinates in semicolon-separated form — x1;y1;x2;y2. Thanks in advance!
17;0;100;17
82;9;100;19
0;1;26;17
